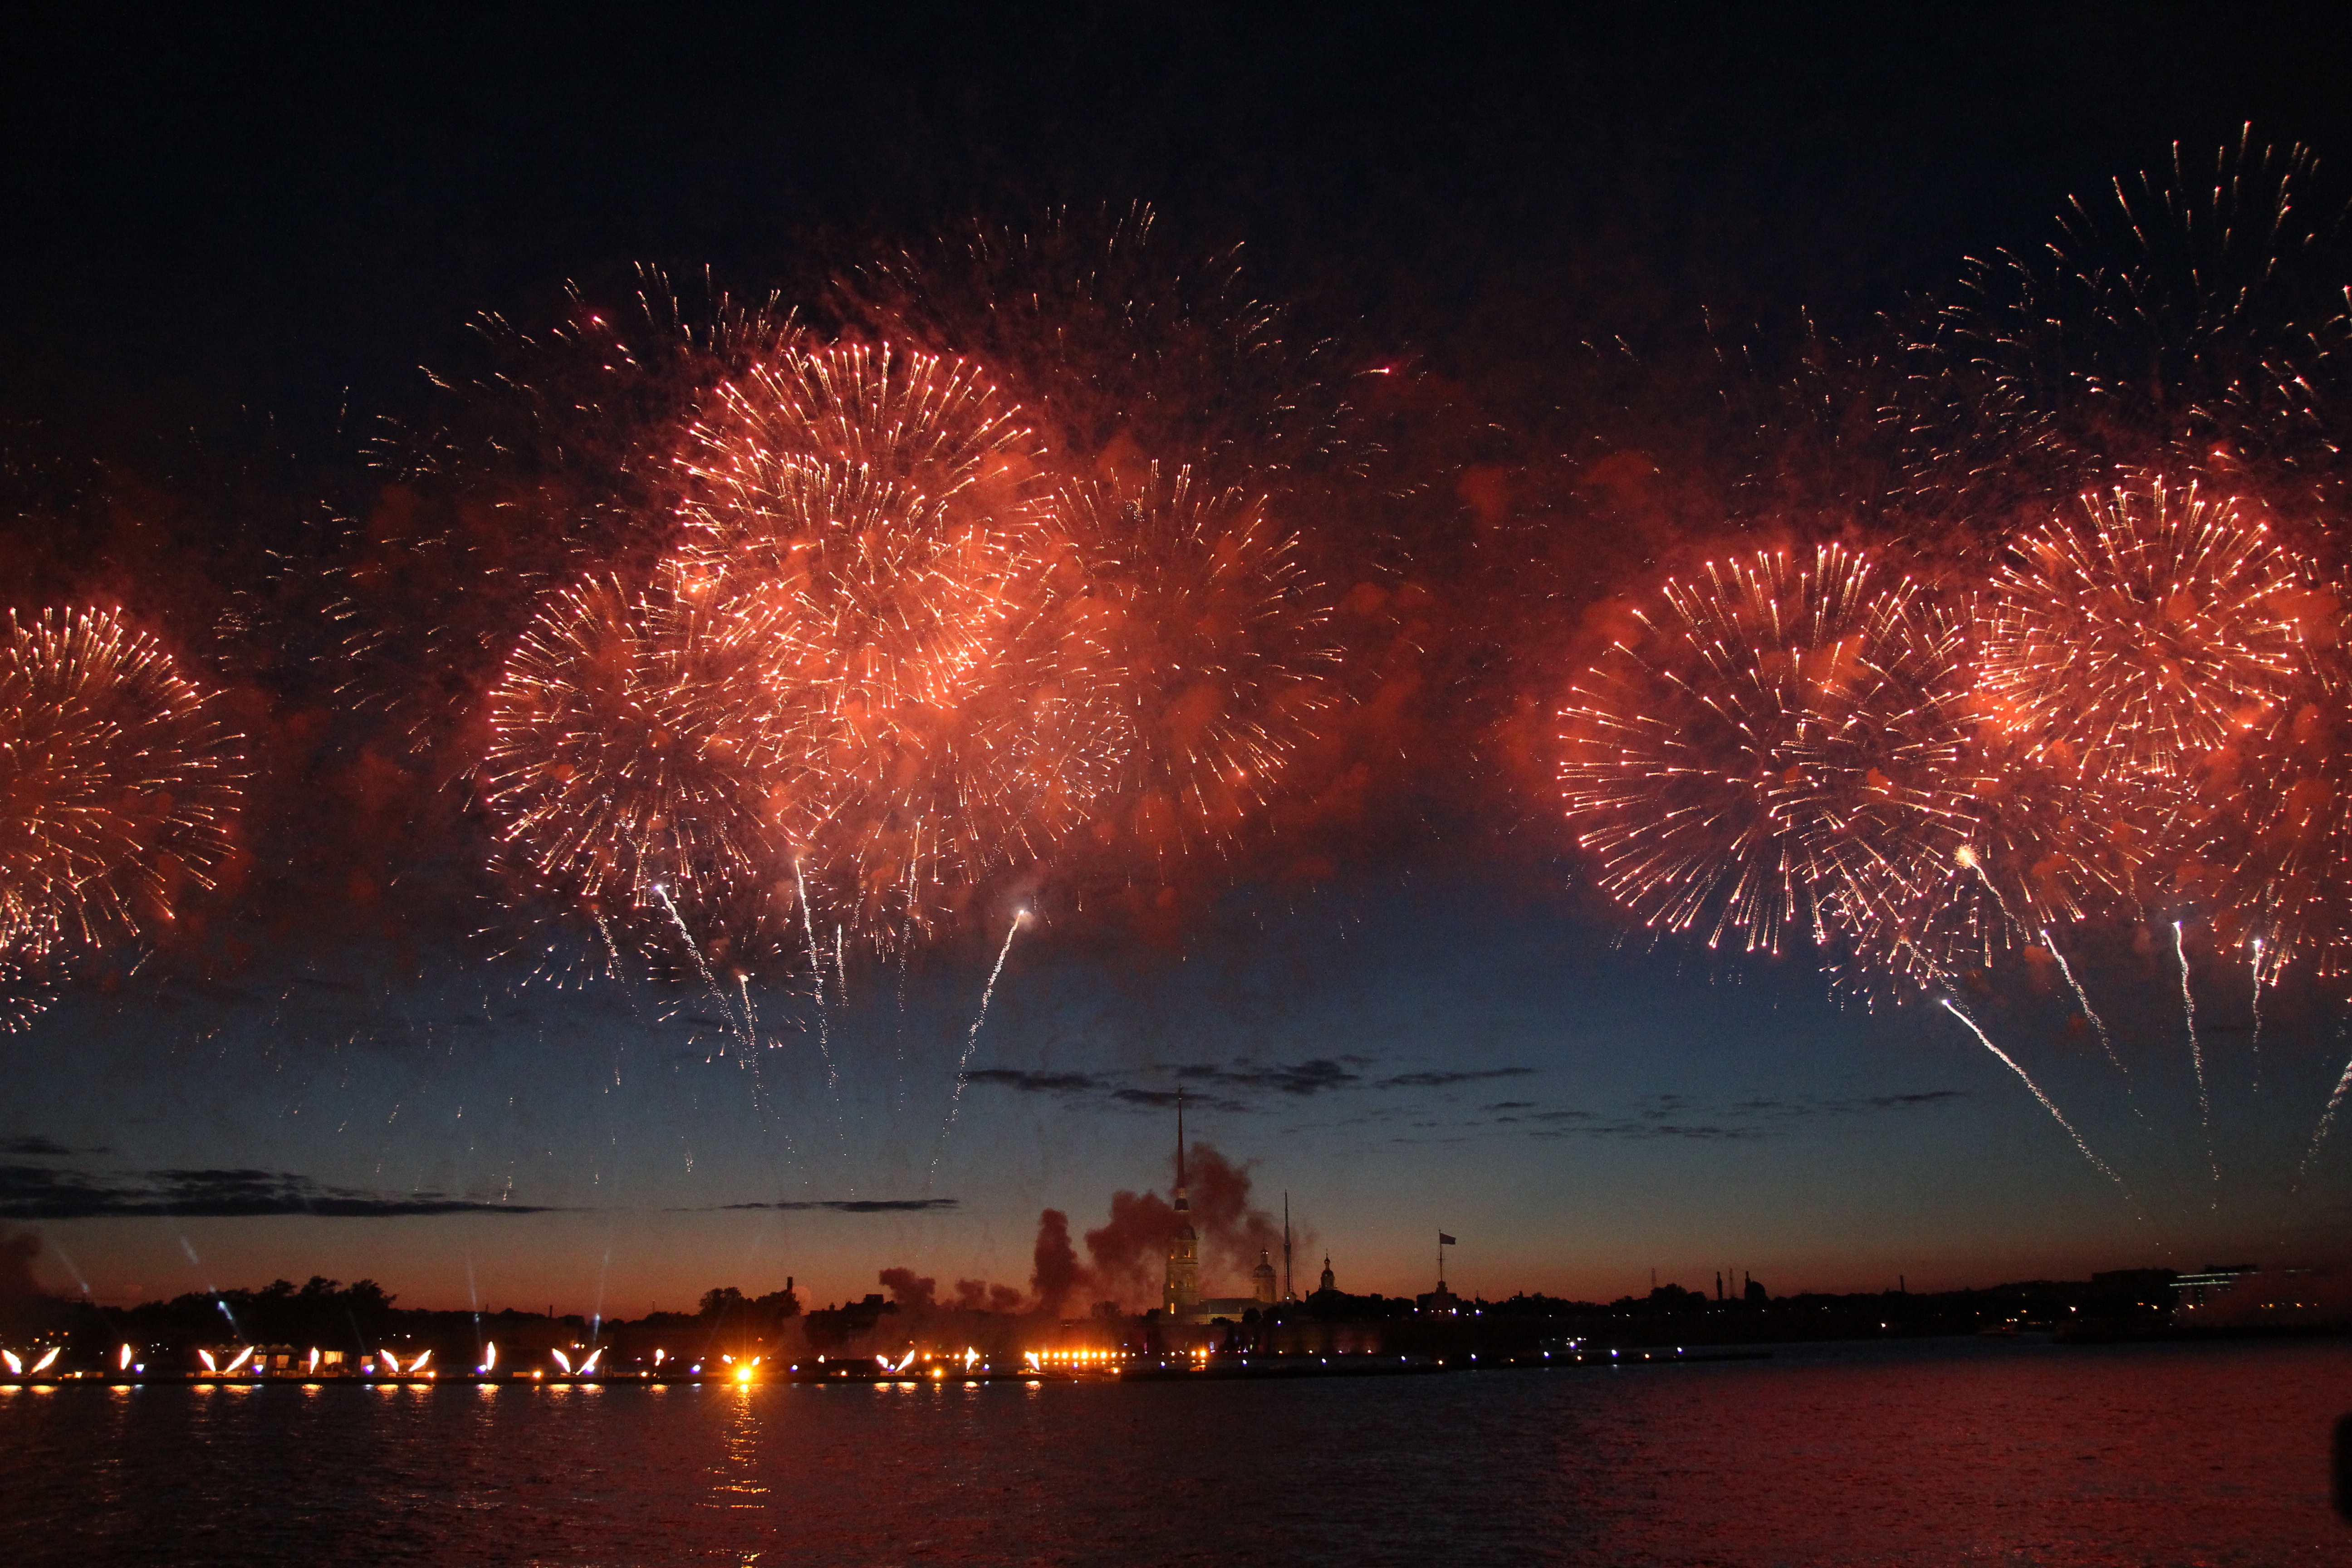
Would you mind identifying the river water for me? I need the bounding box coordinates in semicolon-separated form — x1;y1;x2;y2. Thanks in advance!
3;1336;2345;1565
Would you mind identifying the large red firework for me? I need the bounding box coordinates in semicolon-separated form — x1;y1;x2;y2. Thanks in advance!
1050;466;1339;864
0;607;244;965
478;570;797;966
1975;480;2318;785
1558;544;1976;982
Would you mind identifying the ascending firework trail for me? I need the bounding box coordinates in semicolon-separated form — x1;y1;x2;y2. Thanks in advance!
2247;939;2264;1095
651;883;773;1118
930;910;1028;1178
1938;997;2142;1217
2300;1027;2352;1186
2174;922;2219;1205
2043;929;2129;1083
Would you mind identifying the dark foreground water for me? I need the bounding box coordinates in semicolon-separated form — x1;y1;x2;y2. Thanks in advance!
2;1337;2346;1566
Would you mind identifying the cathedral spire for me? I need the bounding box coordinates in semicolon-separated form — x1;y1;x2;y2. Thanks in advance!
1163;1084;1200;1316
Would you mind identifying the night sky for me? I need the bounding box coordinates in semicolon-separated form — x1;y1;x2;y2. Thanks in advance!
5;6;2352;1315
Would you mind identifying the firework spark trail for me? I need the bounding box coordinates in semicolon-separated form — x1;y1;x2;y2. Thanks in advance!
590;911;627;980
736;973;761;1064
930;910;1028;1178
2247;939;2264;1094
792;858;837;1095
1956;845;2019;934
1939;997;2139;1209
2174;921;2219;1204
2299;1029;2352;1184
2042;928;2129;1081
651;882;743;1041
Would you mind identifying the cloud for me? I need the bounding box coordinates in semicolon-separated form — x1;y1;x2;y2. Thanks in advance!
0;1165;554;1219
1851;1091;1965;1110
0;1136;105;1158
701;1213;960;1222
966;1069;1100;1094
1184;1058;1361;1096
961;1070;1249;1112
969;1058;1544;1118
1723;1090;1967;1119
1377;1067;1536;1089
1527;1117;1763;1141
1515;1088;1965;1141
963;1059;1357;1111
1108;1086;1250;1112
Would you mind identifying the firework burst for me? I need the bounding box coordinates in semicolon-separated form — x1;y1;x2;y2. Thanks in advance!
2186;584;2352;986
1050;466;1340;863
1902;132;2352;507
0;607;244;974
839;204;1340;485
478;570;796;972
1975;480;2317;785
671;342;1085;948
342;270;799;764
1558;544;1975;981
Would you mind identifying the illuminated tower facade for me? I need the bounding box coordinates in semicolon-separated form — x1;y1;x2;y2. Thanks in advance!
1163;1088;1200;1317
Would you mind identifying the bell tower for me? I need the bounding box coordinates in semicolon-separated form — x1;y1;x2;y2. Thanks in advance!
1163;1086;1200;1317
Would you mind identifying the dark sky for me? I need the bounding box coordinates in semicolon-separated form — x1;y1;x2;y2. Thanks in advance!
4;5;2351;1312
10;6;2352;425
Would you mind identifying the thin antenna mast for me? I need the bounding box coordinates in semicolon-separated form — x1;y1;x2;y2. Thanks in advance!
1283;1191;1292;1300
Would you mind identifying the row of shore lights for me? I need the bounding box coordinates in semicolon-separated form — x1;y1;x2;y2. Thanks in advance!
0;1343;670;1380
10;1343;1220;1382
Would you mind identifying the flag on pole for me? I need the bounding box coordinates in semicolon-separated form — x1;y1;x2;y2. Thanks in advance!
1438;1233;1457;1246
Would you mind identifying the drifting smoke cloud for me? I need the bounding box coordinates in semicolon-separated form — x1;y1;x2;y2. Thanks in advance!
1043;1141;1284;1314
883;1140;1290;1318
0;1225;44;1318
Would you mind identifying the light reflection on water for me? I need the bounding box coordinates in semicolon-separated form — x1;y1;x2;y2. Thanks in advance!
1;1337;2345;1566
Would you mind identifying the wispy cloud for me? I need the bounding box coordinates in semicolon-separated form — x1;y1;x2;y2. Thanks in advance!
967;1057;1535;1113
1377;1067;1535;1090
961;1068;1250;1112
1182;1058;1362;1096
0;1165;554;1219
701;1213;960;1222
0;1136;106;1158
965;1069;1098;1095
1506;1088;1965;1141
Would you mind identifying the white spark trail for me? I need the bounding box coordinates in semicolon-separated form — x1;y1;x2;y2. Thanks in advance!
591;911;627;982
652;885;737;1038
793;858;837;1095
2298;1033;2352;1186
2043;929;2127;1079
930;911;1027;1178
2174;921;2219;1204
652;884;782;1126
2247;938;2264;1094
1940;998;2138;1210
1957;845;2019;933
